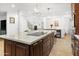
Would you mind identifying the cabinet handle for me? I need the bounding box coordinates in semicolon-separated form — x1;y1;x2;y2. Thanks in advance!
33;42;38;46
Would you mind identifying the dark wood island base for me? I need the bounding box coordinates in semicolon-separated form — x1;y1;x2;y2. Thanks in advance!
4;32;54;56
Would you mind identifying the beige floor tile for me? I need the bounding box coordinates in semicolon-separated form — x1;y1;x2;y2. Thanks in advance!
49;35;73;56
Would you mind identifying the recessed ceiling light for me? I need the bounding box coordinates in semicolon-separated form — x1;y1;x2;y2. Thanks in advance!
34;8;39;12
11;4;15;8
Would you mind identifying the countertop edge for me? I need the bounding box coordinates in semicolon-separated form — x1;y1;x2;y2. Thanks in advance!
0;32;54;45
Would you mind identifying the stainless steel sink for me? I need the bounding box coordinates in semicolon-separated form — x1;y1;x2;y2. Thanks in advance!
27;32;47;36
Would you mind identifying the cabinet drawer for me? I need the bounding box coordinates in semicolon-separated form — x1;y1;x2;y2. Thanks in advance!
15;42;29;56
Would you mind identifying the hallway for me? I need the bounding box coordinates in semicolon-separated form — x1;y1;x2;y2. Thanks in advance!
49;35;73;56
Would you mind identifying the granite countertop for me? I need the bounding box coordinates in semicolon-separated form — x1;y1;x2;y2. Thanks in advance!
74;35;79;40
0;30;55;45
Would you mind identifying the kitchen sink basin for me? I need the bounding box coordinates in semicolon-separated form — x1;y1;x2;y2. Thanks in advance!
27;32;47;36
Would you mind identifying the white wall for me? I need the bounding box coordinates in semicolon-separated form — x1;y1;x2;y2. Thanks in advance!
7;11;18;35
17;3;71;31
0;16;6;20
0;12;6;31
0;12;6;20
3;3;73;36
43;15;72;38
18;12;28;33
19;11;44;32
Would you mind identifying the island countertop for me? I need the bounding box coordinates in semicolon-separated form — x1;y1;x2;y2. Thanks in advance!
0;30;55;45
74;35;79;40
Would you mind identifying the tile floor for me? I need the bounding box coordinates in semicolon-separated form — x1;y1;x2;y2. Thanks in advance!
49;35;73;56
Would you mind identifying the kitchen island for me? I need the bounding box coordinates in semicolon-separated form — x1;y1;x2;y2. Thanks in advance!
0;30;55;56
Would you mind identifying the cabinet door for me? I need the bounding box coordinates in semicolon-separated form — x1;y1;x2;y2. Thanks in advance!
11;41;16;56
50;33;54;49
30;40;43;56
75;28;79;34
75;13;79;26
47;36;51;55
74;3;79;34
42;37;48;56
75;3;79;12
15;42;29;56
4;40;12;56
39;40;43;56
43;36;51;56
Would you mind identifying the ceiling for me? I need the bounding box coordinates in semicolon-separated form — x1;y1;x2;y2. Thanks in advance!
0;3;71;16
